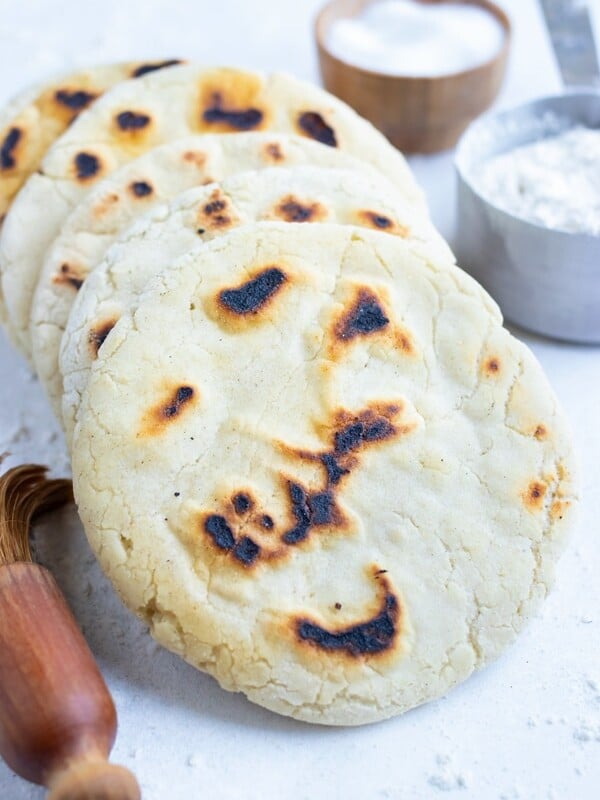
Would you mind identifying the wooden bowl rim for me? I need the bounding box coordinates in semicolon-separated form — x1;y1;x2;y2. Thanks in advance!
315;0;512;83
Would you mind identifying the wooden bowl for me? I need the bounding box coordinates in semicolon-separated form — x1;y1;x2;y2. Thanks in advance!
315;0;512;154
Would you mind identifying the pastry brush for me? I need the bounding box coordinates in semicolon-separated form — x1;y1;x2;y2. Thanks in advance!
0;463;140;800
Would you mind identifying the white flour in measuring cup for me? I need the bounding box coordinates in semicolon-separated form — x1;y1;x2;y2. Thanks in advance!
476;127;600;235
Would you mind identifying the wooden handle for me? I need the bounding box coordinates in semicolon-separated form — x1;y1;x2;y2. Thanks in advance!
0;562;140;799
48;761;141;800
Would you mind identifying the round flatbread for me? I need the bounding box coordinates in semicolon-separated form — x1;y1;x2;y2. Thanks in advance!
0;60;183;222
0;59;183;325
72;222;577;726
32;133;412;418
57;162;453;436
0;64;424;357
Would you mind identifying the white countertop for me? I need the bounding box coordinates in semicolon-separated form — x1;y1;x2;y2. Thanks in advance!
0;1;598;798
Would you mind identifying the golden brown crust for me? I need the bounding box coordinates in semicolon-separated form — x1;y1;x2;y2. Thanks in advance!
292;568;402;661
88;318;119;359
195;187;239;232
196;71;270;133
52;263;86;291
329;285;417;360
139;384;199;438
208;265;290;331
356;209;411;238
271;195;327;223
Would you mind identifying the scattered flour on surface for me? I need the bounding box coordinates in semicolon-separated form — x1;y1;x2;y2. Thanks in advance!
427;755;468;791
585;676;599;695
573;722;600;743
499;787;522;800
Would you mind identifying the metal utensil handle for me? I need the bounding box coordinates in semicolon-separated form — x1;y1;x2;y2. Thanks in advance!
539;0;600;88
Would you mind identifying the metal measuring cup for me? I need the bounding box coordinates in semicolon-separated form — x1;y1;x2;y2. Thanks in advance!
455;0;600;343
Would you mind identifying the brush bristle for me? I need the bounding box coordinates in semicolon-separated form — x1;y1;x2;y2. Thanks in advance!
0;464;73;566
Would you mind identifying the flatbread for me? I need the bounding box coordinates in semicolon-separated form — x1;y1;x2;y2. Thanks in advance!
72;222;577;726
0;60;182;327
0;60;183;222
32;134;407;418
0;64;425;357
57;162;453;436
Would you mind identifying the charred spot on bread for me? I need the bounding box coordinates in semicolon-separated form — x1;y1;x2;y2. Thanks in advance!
139;385;198;436
163;386;195;418
297;112;337;147
88;318;118;358
334;417;395;455
282;482;340;545
205;514;235;550
335;288;390;341
130;180;153;198
232;535;261;566
357;210;411;238
54;89;97;111
203;197;228;224
0;127;21;170
203;515;260;566
53;263;86;291
74;152;101;180
116;111;152;131
261;514;274;530
197;72;269;134
330;287;415;358
218;267;287;315
294;571;400;658
131;59;183;78
203;91;263;131
274;196;326;223
367;212;392;229
195;189;237;230
233;492;253;515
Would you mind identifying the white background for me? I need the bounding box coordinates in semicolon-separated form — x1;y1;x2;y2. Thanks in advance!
0;1;599;798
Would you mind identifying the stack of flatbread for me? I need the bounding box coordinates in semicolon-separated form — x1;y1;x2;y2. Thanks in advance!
0;61;577;725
